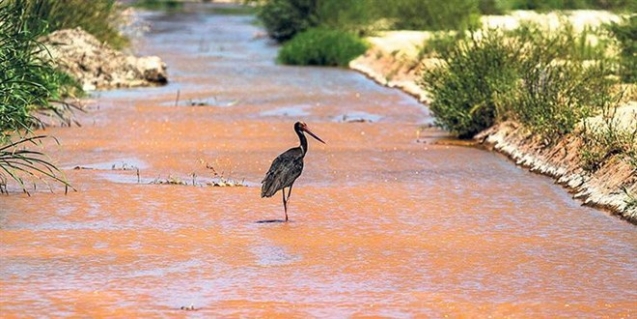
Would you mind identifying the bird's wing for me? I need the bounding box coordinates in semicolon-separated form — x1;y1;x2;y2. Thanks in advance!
261;149;304;198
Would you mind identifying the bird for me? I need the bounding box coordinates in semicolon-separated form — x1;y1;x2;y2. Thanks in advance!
261;121;325;222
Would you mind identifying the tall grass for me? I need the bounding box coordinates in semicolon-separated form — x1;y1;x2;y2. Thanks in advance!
420;23;620;142
384;0;480;31
607;16;637;83
420;31;521;138
277;28;368;66
257;0;320;42
487;0;637;12
0;0;79;193
0;136;73;195
17;0;129;49
256;0;482;43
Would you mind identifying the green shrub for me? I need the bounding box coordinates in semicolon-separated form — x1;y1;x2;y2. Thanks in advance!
478;0;508;15
419;31;465;59
0;0;77;192
607;16;637;83
499;0;637;11
514;61;617;144
578;88;637;172
132;0;184;11
0;0;68;140
421;22;620;140
508;23;618;144
508;21;611;61
277;28;368;66
256;0;483;42
16;0;128;49
257;0;319;42
579;123;637;172
315;0;382;35
420;32;521;138
386;0;480;31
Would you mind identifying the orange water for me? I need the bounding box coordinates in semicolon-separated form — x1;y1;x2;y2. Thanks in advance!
1;5;636;318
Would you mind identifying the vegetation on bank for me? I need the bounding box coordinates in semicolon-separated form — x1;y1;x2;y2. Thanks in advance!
0;0;123;193
256;0;481;41
277;28;368;66
14;0;128;49
419;17;636;173
256;0;635;70
132;0;184;11
479;0;637;14
254;0;483;66
256;0;636;43
607;16;637;83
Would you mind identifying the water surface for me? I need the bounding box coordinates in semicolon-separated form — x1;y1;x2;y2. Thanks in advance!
1;5;636;318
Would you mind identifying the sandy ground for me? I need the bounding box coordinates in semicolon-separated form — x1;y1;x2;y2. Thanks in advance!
350;11;637;223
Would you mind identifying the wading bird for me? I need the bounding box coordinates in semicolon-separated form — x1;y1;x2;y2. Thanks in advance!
261;121;325;222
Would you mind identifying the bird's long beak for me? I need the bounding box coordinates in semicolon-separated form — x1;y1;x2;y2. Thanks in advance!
304;127;326;144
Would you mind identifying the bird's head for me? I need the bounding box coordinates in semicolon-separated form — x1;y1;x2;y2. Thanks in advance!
295;121;325;144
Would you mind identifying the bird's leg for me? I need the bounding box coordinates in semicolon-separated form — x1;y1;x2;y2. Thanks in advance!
282;187;288;222
287;184;293;201
284;185;294;222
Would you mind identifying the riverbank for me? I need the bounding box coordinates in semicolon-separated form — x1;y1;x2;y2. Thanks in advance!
350;11;637;224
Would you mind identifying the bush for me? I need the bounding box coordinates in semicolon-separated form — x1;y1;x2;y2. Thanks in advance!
315;0;382;35
133;0;184;11
514;61;616;144
277;28;368;66
607;16;637;83
420;32;521;138
256;0;483;42
16;0;128;49
579;119;637;172
257;0;319;42
508;21;611;61
0;0;74;140
385;0;480;31
499;0;637;11
419;31;466;59
511;25;617;143
421;23;620;141
0;0;78;192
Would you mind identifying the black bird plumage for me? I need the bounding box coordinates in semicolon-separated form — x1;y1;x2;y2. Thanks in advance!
261;122;325;222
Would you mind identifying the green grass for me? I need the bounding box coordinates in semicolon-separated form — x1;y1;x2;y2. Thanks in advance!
420;23;620;141
0;0;77;140
0;0;82;193
420;31;521;138
606;16;637;83
485;0;637;12
579;104;637;172
132;0;184;11
16;0;129;49
0;135;73;195
255;0;483;43
277;28;368;67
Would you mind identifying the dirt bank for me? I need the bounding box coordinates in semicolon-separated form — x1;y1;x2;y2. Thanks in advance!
350;12;637;224
40;27;168;91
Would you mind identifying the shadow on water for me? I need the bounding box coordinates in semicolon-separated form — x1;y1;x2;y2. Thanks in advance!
255;219;288;224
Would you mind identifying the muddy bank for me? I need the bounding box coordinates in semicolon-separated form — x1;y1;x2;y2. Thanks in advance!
350;12;637;224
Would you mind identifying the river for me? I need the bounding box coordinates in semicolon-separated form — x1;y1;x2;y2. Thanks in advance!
1;4;636;317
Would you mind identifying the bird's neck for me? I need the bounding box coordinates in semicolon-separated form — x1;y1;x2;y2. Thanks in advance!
298;131;308;157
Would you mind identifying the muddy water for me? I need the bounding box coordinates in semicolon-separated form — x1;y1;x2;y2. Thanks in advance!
2;5;636;318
